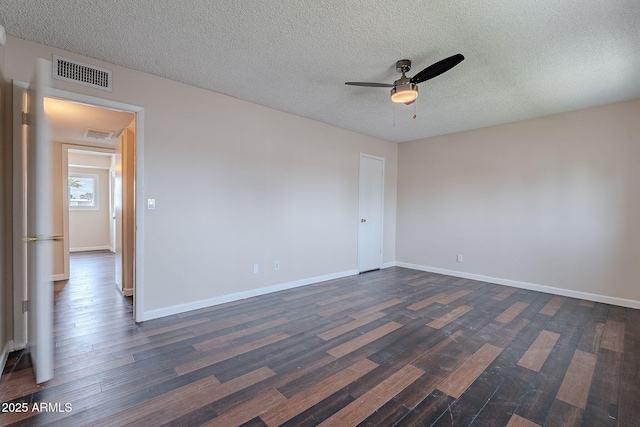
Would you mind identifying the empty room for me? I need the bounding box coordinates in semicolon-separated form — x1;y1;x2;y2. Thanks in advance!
0;1;639;426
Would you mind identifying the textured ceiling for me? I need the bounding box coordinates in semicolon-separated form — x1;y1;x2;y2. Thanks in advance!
1;1;638;143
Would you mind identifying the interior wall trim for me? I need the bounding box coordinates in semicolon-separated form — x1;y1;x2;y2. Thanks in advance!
396;262;640;310
140;269;360;321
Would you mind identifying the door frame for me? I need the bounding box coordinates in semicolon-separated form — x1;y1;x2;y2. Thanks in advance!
357;153;385;272
12;84;147;343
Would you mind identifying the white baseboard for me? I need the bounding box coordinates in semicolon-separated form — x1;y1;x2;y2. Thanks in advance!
70;246;112;253
396;262;640;309
139;261;640;322
140;269;360;321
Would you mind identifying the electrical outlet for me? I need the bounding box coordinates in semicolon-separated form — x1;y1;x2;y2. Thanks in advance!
274;261;280;271
457;254;463;263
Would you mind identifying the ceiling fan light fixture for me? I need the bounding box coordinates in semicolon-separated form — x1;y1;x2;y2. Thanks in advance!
390;83;418;104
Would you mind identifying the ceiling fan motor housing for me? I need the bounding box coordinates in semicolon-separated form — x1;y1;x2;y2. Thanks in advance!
391;76;418;104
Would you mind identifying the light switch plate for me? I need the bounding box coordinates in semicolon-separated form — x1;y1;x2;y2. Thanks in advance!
147;198;156;210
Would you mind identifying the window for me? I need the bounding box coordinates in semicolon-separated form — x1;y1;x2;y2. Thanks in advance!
68;173;98;209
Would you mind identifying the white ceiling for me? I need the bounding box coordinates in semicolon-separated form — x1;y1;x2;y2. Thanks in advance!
1;1;638;143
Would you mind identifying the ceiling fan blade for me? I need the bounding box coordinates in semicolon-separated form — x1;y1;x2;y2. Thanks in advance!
345;82;394;88
410;53;464;84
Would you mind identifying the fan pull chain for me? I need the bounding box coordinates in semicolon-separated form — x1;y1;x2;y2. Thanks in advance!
413;99;417;119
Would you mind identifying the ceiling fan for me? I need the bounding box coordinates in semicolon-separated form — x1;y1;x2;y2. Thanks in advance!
345;53;464;105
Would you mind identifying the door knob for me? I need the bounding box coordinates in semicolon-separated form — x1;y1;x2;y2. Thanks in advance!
361;218;367;223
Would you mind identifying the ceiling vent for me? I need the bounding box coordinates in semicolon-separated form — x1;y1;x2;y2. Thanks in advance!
53;55;112;92
83;128;115;140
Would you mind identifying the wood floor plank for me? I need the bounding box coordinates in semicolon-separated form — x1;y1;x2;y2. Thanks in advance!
348;298;403;319
600;319;625;353
577;321;605;354
327;322;403;358
392;330;465;410
584;348;622;425
261;358;378;426
318;312;386;341
193;317;289;352
495;301;529;324
619;335;640;425
278;390;354;426
407;277;436;287
437;343;503;399
579;299;595;307
407;293;447;311
175;332;289;375
492;287;518;301
437;289;474;305
201;389;286;426
436;372;507;427
191;308;284;336
539;295;565;316
315;290;365;306
394;389;455;427
317;364;424;426
317;296;375;317
517;330;560;372
427;305;473;329
556;349;597;409
545;399;583;426
506;414;542;427
281;285;337;301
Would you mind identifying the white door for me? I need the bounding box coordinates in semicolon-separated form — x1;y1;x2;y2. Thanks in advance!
358;154;384;272
21;59;55;383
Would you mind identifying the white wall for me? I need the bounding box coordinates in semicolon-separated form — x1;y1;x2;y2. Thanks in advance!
68;166;111;251
397;99;640;305
4;36;398;318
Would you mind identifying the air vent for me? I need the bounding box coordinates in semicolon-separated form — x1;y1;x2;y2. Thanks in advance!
53;55;112;92
83;128;115;140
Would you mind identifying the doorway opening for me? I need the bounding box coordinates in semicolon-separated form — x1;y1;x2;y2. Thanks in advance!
49;98;136;304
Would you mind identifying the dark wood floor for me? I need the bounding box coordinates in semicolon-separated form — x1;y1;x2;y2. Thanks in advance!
1;252;639;426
